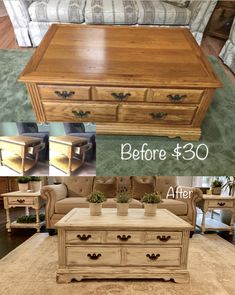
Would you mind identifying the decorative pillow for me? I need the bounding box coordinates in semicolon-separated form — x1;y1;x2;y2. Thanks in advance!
163;0;190;8
131;177;156;200
93;177;117;198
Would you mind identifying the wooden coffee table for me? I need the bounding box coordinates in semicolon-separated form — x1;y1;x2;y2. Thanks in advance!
55;208;192;283
19;25;221;140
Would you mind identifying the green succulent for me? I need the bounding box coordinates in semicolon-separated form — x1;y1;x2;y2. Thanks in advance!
17;176;30;184
86;191;106;203
116;193;131;203
142;193;162;204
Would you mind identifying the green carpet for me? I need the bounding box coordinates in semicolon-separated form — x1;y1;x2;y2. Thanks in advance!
0;49;234;175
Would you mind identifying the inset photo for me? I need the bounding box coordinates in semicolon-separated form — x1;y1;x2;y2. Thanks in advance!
49;123;96;176
0;123;49;176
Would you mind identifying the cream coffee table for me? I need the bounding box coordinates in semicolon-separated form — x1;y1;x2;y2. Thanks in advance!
55;208;192;283
19;25;222;140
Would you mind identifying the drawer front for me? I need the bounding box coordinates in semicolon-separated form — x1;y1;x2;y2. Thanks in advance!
93;87;148;102
118;105;196;125
126;247;181;266
0;141;22;155
66;231;102;244
208;200;233;208
106;231;144;244
49;141;70;156
67;247;121;266
8;196;34;205
145;232;182;245
43;102;117;122
148;88;204;104
38;85;90;101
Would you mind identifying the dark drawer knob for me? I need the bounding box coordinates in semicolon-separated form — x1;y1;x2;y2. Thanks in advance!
77;234;91;241
217;202;226;206
146;253;160;260
54;90;75;99
167;94;186;102
150;112;167;120
117;234;131;241
87;253;102;260
157;235;171;242
17;199;25;203
111;92;131;101
72;110;91;118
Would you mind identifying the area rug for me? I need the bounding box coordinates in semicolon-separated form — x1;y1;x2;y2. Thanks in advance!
0;233;234;295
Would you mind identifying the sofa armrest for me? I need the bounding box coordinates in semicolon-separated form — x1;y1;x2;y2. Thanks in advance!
41;184;67;228
3;0;33;46
175;186;202;228
188;0;217;44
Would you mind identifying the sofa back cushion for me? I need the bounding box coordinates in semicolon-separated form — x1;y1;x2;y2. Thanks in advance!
117;176;132;194
93;177;117;198
131;176;156;200
156;176;177;199
62;177;94;198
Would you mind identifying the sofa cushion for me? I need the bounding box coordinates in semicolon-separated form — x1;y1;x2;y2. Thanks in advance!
132;176;155;200
28;0;86;23
136;0;191;25
158;199;187;215
93;177;117;198
85;0;138;24
55;197;142;213
61;177;94;198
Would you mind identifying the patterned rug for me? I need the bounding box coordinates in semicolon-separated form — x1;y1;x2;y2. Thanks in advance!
0;233;234;295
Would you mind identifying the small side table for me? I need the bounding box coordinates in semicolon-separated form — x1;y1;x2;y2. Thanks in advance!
198;194;235;234
1;190;45;233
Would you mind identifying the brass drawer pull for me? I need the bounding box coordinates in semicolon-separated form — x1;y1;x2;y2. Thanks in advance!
111;92;131;101
146;253;160;260
157;235;171;242
54;90;75;99
217;202;226;207
117;234;131;241
150;112;167;120
72;110;91;118
167;94;186;102
17;199;25;203
77;234;91;241
87;253;102;260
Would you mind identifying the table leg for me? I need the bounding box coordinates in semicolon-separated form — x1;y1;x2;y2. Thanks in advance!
0;148;3;165
211;210;214;219
25;206;29;216
5;208;11;232
229;211;235;235
36;209;40;233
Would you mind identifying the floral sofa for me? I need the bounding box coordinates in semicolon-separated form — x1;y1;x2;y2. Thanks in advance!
220;16;235;74
4;0;217;47
41;176;202;234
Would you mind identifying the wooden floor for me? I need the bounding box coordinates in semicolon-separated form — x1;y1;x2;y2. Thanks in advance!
0;16;234;83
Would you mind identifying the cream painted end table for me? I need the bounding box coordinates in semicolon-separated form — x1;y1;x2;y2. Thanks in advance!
198;194;235;234
1;191;45;233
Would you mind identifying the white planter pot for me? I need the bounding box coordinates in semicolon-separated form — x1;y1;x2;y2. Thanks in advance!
18;183;28;192
144;203;158;216
89;203;102;216
117;203;129;216
30;181;42;192
212;187;221;195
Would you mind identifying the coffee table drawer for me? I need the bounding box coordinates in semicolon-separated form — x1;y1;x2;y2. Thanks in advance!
66;231;102;244
67;246;121;266
118;105;196;125
148;88;203;104
208;200;233;208
7;196;34;206
43;102;117;122
93;87;148;102
106;231;143;244
38;85;90;101
145;232;182;245
126;247;181;266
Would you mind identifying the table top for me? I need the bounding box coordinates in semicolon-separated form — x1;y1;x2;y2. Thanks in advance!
1;190;41;197
50;135;88;146
202;194;235;200
0;136;42;146
19;24;221;88
55;208;193;230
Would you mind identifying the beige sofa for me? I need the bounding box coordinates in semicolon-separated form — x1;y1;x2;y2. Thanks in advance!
41;176;202;235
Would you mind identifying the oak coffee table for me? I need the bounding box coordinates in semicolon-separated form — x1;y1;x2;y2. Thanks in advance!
19;25;221;140
55;208;192;283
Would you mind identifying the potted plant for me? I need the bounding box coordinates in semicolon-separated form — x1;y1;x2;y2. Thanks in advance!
86;191;106;216
142;192;162;216
116;193;131;216
29;176;42;192
17;176;30;192
211;178;223;195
